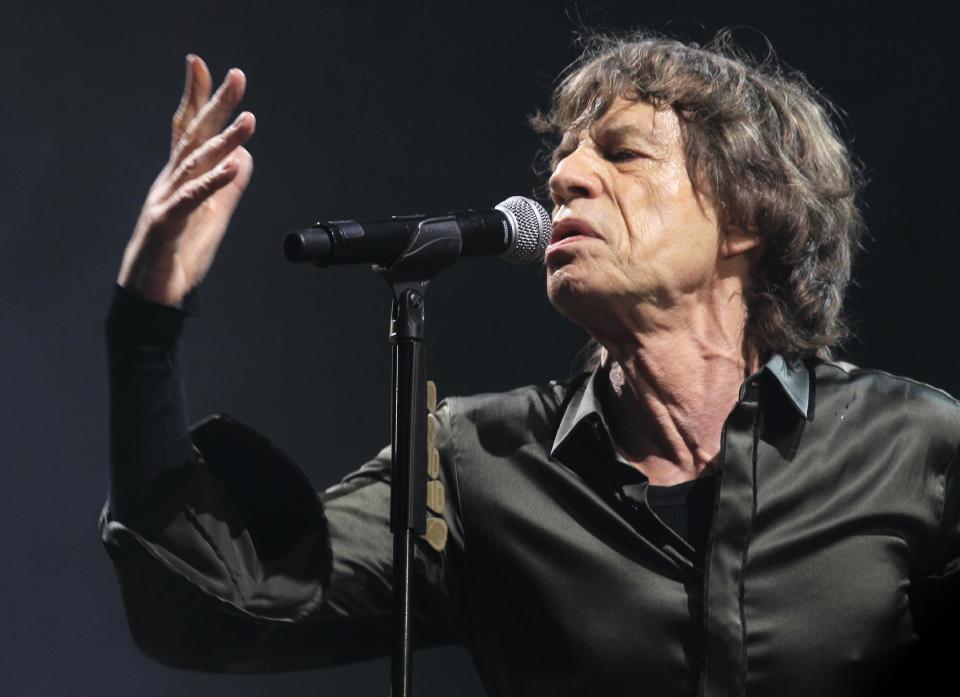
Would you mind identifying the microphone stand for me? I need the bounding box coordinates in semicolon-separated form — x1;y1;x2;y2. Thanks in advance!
375;217;462;697
286;199;547;693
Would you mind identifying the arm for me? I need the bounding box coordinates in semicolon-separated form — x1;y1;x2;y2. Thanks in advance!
102;284;463;670
102;57;463;671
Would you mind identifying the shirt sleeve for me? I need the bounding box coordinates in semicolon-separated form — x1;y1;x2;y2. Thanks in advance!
876;443;960;693
100;284;464;671
912;444;960;640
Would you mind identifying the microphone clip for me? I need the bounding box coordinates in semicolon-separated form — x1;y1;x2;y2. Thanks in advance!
376;216;462;289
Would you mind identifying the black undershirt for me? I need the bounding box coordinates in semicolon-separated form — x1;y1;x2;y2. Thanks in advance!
647;477;716;540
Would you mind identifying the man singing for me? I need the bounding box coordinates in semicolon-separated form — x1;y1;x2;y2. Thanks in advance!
102;32;959;697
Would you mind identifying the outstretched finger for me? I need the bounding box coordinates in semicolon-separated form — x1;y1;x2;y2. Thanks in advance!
172;68;246;164
171;55;212;149
165;111;255;193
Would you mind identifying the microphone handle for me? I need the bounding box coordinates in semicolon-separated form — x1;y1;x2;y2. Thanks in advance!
283;210;510;266
457;209;512;258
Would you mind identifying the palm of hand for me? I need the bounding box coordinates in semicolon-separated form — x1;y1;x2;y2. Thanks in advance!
117;55;256;306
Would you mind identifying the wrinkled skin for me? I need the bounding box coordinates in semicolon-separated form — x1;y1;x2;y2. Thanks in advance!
547;98;762;484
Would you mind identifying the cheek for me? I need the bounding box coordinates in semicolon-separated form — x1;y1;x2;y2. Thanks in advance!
655;220;721;292
615;168;676;259
622;172;721;290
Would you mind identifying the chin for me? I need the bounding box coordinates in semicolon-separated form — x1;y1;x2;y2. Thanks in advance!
546;266;598;322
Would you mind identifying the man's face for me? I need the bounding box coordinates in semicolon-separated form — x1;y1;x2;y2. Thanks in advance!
546;97;726;325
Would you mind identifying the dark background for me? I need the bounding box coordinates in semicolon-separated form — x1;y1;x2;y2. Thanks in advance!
2;1;957;695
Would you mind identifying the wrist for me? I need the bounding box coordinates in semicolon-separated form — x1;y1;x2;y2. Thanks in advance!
105;283;199;347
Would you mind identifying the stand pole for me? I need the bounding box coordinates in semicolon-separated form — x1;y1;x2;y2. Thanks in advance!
388;293;427;697
379;218;461;696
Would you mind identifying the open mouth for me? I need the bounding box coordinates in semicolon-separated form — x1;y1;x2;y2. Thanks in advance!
549;218;602;247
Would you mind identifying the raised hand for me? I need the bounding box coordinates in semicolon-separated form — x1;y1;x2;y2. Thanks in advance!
117;55;256;306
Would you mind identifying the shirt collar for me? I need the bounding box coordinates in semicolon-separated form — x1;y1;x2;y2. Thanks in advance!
550;353;811;458
762;353;810;419
551;368;609;458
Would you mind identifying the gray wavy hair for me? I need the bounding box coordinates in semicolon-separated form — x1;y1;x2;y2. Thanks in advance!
532;30;865;364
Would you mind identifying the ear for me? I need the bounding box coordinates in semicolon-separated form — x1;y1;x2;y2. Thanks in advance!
720;224;762;258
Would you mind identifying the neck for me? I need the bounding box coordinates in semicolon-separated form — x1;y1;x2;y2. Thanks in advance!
593;288;762;486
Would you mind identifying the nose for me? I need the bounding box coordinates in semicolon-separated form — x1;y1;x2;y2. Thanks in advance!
548;145;602;208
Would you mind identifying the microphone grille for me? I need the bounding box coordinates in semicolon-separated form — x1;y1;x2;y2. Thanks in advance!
495;196;552;264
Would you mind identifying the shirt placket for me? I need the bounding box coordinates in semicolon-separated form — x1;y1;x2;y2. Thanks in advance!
701;377;761;697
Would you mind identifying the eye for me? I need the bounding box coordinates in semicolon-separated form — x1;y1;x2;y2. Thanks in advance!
606;148;644;163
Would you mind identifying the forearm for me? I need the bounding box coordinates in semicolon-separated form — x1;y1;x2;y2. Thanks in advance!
100;282;461;669
105;283;198;525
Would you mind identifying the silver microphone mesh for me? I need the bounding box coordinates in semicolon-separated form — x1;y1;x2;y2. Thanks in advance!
495;196;552;264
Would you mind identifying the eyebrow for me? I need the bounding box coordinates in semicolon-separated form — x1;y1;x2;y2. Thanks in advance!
595;123;664;148
552;121;665;163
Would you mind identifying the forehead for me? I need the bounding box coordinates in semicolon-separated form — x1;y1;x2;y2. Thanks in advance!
561;97;681;152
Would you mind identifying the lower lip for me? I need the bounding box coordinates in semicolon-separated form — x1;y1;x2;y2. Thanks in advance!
545;234;598;258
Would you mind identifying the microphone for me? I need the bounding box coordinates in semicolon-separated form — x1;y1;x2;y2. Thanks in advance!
283;196;551;267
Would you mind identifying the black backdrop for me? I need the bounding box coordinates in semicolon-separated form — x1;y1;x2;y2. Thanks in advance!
2;1;958;695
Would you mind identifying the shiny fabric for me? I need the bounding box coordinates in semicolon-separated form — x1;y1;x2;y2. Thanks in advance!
101;287;959;696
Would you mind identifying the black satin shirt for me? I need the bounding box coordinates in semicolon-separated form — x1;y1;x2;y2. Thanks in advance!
100;286;959;696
